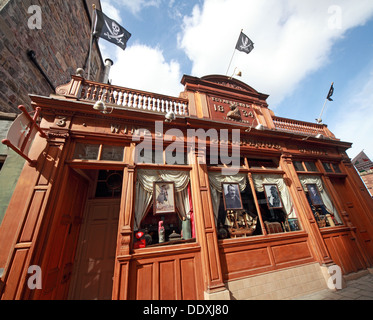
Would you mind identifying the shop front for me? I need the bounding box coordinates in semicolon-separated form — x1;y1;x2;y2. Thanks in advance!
0;74;372;300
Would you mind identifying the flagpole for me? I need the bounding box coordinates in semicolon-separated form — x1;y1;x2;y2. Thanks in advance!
316;82;334;124
87;4;97;80
226;29;243;76
316;99;328;124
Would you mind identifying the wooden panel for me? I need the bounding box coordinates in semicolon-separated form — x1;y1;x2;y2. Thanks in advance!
1;249;28;300
129;246;203;300
219;234;315;281
19;191;46;243
222;247;271;274
201;190;213;229
159;261;176;300
323;232;366;275
135;263;153;300
206;232;220;281
180;258;198;300
272;241;312;265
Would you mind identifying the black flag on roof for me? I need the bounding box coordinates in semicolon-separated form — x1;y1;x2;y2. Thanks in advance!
235;31;254;54
94;9;131;51
327;82;334;101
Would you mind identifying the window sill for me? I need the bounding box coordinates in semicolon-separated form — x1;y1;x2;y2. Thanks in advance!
132;239;199;257
218;230;307;248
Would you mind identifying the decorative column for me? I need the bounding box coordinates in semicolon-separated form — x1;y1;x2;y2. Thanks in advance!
112;144;135;300
280;153;333;265
189;149;230;300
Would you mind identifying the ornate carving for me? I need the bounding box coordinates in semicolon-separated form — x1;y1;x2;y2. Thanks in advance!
226;104;241;121
55;116;67;127
47;130;70;140
111;124;121;134
299;148;328;155
241;139;282;150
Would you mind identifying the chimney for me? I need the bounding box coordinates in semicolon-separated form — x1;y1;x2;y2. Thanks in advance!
103;58;114;84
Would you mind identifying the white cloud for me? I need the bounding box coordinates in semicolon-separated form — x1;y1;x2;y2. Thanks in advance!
100;0;123;23
99;0;183;97
179;0;373;107
102;0;161;16
332;63;373;159
100;43;183;97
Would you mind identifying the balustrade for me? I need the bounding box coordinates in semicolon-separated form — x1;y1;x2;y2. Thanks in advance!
79;80;188;116
272;116;332;138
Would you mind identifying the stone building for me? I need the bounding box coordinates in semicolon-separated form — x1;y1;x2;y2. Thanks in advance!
0;0;106;221
352;151;373;197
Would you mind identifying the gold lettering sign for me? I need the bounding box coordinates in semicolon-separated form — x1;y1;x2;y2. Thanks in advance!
208;95;257;126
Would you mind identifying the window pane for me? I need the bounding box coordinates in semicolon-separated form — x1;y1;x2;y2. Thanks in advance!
95;170;122;198
133;170;195;248
293;161;305;171
247;158;277;168
332;163;341;173
73;143;99;160
322;162;333;172
101;145;124;161
298;175;343;229
304;161;318;172
216;183;261;239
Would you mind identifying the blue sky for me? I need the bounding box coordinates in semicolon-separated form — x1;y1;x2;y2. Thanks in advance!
98;0;373;160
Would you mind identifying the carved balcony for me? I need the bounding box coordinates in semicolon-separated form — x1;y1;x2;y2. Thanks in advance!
272;116;337;140
55;75;189;117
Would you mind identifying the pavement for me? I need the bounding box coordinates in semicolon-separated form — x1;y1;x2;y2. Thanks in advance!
294;273;373;300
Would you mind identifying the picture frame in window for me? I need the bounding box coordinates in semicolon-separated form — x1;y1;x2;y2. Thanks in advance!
153;181;176;215
222;183;243;210
306;184;324;206
263;184;283;209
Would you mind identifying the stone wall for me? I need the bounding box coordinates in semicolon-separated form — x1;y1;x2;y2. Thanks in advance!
226;263;328;300
0;0;104;114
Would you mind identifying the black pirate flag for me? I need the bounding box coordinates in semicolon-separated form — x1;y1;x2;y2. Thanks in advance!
94;9;131;50
235;31;254;54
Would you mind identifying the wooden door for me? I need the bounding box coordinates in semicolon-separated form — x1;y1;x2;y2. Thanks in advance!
68;199;120;300
35;168;89;300
328;177;372;269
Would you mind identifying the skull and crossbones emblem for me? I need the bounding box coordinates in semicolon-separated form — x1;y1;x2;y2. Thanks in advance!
239;37;253;51
104;20;125;45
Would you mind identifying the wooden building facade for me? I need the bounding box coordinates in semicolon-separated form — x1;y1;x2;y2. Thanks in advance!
0;74;372;300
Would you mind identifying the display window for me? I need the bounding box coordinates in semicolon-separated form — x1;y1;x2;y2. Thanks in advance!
252;174;301;234
133;169;195;248
209;171;301;239
298;174;343;228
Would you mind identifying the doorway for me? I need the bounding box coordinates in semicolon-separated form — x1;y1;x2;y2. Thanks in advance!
68;198;120;300
68;170;122;300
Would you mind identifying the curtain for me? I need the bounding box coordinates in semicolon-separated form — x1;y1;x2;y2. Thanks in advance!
298;175;342;223
252;174;297;218
208;172;248;224
137;169;190;193
134;181;153;230
134;170;191;231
